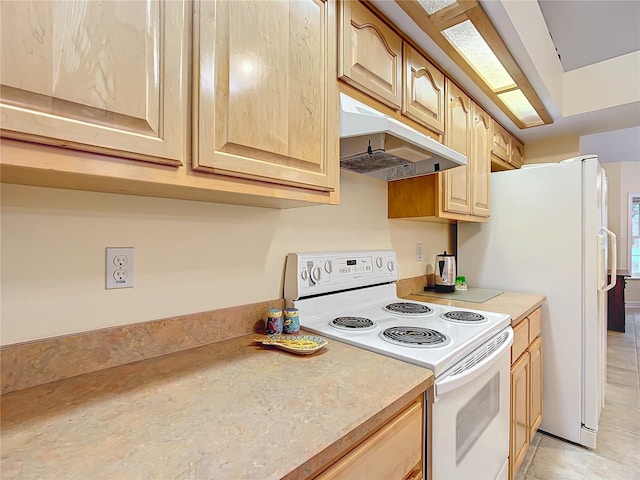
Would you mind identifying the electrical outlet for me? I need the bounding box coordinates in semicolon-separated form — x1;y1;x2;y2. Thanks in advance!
106;247;134;289
416;243;423;261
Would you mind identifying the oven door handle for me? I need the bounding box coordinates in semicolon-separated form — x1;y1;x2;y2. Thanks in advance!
435;328;514;400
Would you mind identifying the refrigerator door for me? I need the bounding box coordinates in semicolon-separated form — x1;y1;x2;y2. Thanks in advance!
458;157;602;447
581;159;605;446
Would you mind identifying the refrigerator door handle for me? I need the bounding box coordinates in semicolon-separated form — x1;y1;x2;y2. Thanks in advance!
601;227;617;292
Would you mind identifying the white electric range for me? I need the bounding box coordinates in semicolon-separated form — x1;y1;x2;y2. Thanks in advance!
284;250;513;480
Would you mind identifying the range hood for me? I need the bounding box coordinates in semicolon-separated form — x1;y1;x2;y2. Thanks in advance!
339;93;467;181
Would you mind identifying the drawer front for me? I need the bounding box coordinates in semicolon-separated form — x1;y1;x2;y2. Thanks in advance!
528;308;542;341
316;400;423;479
511;318;529;363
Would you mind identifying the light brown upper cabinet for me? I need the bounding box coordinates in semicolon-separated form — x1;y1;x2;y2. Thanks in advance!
442;80;472;215
403;44;446;134
510;138;525;168
193;0;338;193
388;80;490;223
491;122;511;164
339;0;402;109
1;0;339;208
0;0;187;166
491;121;525;170
470;104;491;217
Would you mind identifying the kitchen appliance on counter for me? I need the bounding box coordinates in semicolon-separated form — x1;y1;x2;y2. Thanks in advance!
458;155;616;448
339;93;467;181
435;251;456;293
284;250;513;480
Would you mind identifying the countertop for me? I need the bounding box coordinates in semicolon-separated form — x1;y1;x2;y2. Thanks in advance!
1;332;433;480
405;290;546;326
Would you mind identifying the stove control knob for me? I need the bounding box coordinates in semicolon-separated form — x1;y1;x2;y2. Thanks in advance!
324;260;333;274
312;266;322;282
376;256;383;269
387;260;395;272
300;269;308;281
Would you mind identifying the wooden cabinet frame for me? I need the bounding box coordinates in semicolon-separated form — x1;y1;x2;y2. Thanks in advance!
509;308;543;480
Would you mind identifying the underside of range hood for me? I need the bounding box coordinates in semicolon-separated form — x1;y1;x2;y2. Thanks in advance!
339;94;467;181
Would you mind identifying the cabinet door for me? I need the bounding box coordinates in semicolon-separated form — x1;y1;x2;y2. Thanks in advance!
403;44;445;133
529;337;543;440
510;352;530;479
491;122;510;163
316;400;423;480
194;0;338;192
442;80;471;214
0;0;187;166
339;1;402;109
470;103;491;217
510;138;525;168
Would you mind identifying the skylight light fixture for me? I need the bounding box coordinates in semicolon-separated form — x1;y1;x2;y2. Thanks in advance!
398;0;552;129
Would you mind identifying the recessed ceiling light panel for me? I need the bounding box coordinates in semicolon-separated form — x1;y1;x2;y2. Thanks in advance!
442;20;516;92
498;90;544;127
417;0;456;15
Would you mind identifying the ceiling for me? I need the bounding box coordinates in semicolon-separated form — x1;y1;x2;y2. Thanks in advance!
370;0;640;163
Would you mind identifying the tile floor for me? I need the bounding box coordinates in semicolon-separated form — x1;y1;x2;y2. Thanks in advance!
517;307;640;480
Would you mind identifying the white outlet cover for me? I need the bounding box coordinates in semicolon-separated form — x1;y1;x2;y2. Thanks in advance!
106;247;134;289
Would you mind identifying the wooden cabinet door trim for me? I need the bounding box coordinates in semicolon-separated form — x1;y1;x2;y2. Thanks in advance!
338;0;402;109
316;399;423;479
491;123;510;163
403;43;445;133
0;0;187;166
470;103;490;217
442;81;471;215
194;0;338;192
528;337;543;440
510;139;524;168
510;352;530;479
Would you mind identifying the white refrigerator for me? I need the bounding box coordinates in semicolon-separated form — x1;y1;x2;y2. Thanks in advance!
457;155;617;448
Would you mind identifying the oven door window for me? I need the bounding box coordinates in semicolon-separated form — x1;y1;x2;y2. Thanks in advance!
456;372;500;465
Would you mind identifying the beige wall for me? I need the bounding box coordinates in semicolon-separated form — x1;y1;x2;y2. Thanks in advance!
1;172;451;346
523;134;580;164
602;162;640;273
627;279;640;305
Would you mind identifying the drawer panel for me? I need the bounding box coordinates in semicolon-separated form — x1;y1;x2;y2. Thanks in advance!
511;318;529;363
528;308;541;341
316;400;423;480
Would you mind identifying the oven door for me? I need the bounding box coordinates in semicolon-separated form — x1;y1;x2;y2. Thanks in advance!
431;327;513;480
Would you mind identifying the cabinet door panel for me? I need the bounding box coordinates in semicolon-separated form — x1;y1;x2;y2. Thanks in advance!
339;1;402;109
195;0;338;192
442;81;470;214
0;0;187;165
511;138;524;168
316;400;423;480
491;122;510;163
471;103;490;217
510;353;530;478
529;337;543;440
403;44;445;133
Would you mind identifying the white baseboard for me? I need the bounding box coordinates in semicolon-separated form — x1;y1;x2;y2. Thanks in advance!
625;301;640;308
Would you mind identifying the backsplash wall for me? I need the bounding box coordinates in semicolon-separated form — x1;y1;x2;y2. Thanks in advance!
1;171;452;346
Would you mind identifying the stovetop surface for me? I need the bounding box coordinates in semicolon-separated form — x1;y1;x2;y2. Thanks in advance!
293;284;511;376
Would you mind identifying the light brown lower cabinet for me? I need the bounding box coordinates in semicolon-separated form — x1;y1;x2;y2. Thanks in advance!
509;308;543;479
314;395;425;480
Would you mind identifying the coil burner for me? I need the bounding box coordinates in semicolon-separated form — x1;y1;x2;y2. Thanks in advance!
330;316;376;331
384;302;433;316
380;326;451;348
441;311;487;324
